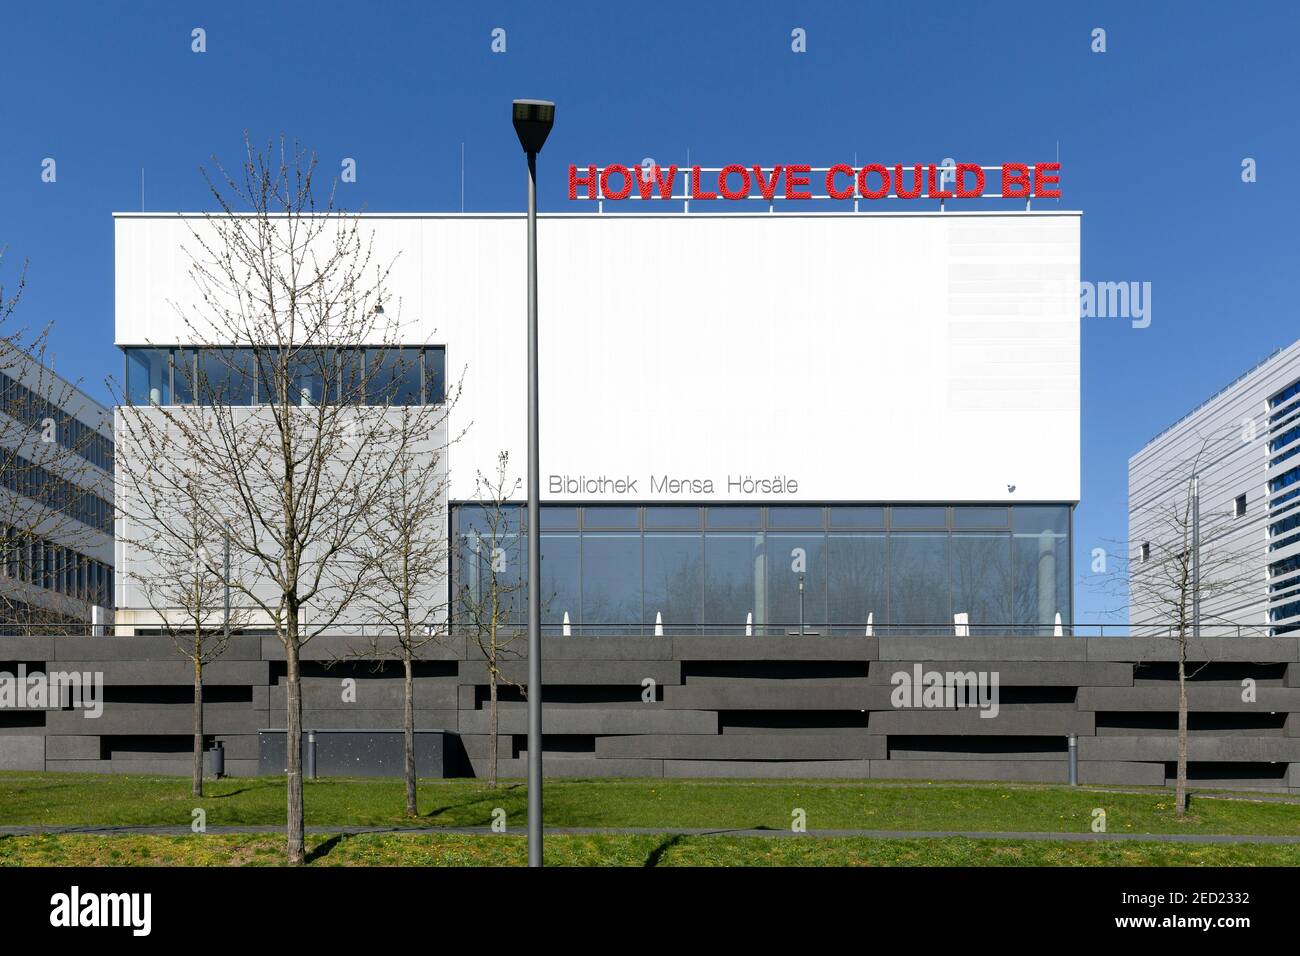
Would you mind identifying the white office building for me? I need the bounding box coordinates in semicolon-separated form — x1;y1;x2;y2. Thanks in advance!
0;343;114;628
1130;340;1300;635
115;209;1081;635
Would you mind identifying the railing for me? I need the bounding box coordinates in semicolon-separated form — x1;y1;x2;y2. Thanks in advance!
0;622;1288;638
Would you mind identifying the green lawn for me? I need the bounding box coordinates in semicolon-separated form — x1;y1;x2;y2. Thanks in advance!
2;831;1297;867
2;771;1298;837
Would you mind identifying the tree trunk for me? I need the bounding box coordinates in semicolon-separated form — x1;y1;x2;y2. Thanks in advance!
285;636;306;864
488;662;498;790
403;651;417;817
192;655;204;798
1176;634;1189;815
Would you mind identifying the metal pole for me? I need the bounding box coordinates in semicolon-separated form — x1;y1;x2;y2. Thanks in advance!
1191;474;1200;637
798;575;805;635
526;149;543;868
1067;734;1078;786
223;525;231;643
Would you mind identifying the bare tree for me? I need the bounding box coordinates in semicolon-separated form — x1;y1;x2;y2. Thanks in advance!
351;402;460;817
1;249;112;633
1099;431;1261;814
113;448;252;796
113;137;426;863
457;452;527;789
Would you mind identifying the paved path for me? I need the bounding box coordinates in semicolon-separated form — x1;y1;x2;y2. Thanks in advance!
2;824;1298;844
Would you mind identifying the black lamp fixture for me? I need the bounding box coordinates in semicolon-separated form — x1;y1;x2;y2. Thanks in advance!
512;99;556;155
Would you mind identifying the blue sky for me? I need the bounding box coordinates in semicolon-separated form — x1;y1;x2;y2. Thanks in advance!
1;1;1296;623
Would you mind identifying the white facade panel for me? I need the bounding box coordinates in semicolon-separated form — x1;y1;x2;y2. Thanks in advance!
115;212;1081;504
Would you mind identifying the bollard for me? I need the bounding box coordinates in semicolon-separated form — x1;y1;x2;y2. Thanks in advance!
306;730;317;780
1067;733;1078;786
208;740;225;778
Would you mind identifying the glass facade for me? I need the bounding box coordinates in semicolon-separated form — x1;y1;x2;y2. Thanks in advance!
123;346;447;407
1267;377;1300;634
453;504;1073;636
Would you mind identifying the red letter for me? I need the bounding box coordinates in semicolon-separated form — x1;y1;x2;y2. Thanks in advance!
955;163;986;198
752;165;782;200
856;164;890;199
825;164;855;200
894;164;923;199
599;165;632;200
1001;163;1030;199
568;164;597;200
690;165;716;200
635;164;678;199
718;164;751;200
926;165;954;200
785;163;812;199
1033;162;1061;198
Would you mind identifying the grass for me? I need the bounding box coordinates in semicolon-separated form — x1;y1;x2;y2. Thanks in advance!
1;771;1298;836
2;831;1298;867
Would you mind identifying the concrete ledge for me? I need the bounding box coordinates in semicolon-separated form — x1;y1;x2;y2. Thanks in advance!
262;709;459;731
458;659;681;686
1086;637;1300;663
869;660;1132;687
268;680;458;711
0;636;56;659
261;635;462;662
472;756;664;778
672;636;877;661
663;758;874;778
664;683;885;711
1079;735;1300;762
0;735;45;770
44;736;100;760
879;637;1086;662
869;759;1069;783
50;636;265;662
52;660;270;685
868;710;1094;736
1077;686;1300;712
596;733;886;760
1077;761;1166;786
457;708;717;736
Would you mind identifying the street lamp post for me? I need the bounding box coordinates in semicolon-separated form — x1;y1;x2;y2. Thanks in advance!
512;98;555;869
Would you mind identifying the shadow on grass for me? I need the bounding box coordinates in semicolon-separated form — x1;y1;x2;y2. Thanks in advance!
305;833;351;864
643;833;684;868
422;783;525;824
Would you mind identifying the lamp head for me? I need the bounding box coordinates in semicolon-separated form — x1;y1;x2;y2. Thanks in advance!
512;99;555;155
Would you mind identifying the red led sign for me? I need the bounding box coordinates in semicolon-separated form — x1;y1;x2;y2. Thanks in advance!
568;163;1061;201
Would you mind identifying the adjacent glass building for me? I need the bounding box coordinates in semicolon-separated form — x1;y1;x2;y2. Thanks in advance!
453;503;1072;636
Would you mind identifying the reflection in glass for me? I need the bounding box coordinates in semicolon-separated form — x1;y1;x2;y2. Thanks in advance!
126;348;171;405
889;534;950;631
1013;532;1070;633
951;534;1012;633
540;533;580;632
644;534;703;633
366;348;423;405
767;533;826;630
827;534;887;632
197;349;254;405
705;533;763;633
581;534;641;633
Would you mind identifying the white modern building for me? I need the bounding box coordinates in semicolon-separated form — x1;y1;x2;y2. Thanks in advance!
1130;340;1300;635
0;342;114;629
115;210;1081;635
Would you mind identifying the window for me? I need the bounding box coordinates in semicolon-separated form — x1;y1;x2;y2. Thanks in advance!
126;348;171;405
1235;494;1248;518
1140;542;1151;563
365;348;422;406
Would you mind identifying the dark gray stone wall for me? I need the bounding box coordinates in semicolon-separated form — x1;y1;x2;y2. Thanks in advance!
2;632;1298;792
